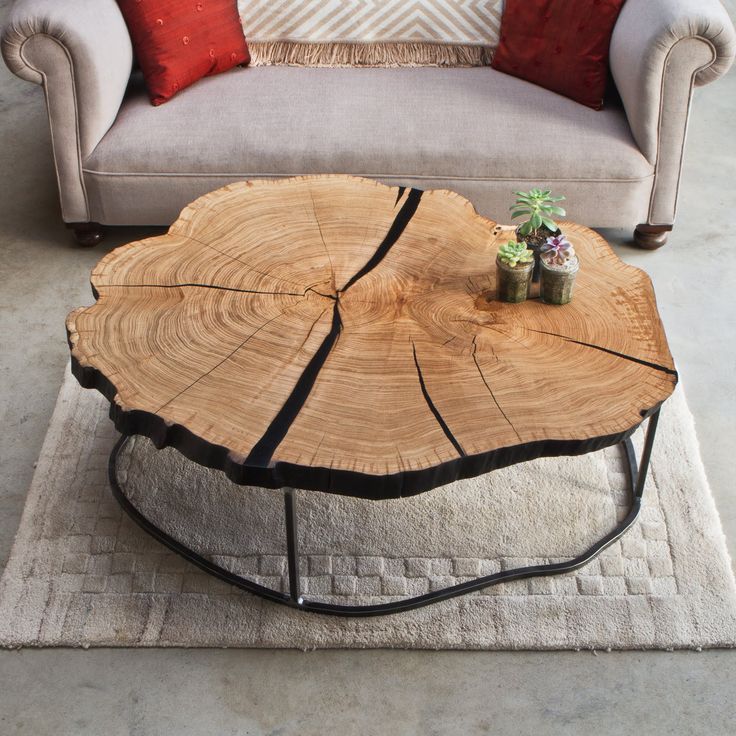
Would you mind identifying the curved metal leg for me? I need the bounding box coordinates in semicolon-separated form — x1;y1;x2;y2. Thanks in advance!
108;409;661;617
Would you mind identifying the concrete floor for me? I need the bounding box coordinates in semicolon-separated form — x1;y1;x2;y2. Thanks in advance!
1;4;735;734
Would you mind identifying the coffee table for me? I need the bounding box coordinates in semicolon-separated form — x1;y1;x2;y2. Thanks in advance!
67;175;677;616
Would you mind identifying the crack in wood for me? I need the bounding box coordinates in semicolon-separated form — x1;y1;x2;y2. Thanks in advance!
308;187;336;292
304;286;337;300
471;336;521;442
154;303;302;414
99;283;305;297
411;340;466;458
296;307;330;354
526;328;677;376
311;431;328;465
245;302;343;467
340;188;423;292
182;234;309;291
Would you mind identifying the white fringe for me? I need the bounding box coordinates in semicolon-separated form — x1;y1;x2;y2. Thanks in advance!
248;40;495;68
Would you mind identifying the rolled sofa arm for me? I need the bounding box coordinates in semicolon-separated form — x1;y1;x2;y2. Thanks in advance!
1;0;133;223
610;0;735;226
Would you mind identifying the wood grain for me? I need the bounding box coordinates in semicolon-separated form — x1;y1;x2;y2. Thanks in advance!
67;175;677;498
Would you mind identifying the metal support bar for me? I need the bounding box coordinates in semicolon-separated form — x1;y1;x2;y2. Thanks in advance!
634;409;660;498
284;488;302;605
108;409;662;618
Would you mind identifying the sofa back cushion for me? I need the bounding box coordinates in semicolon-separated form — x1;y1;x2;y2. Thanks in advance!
238;0;505;66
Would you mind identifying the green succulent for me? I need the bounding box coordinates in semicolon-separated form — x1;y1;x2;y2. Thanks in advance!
498;240;534;267
510;189;566;237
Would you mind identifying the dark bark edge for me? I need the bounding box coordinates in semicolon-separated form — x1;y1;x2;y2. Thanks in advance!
69;350;676;501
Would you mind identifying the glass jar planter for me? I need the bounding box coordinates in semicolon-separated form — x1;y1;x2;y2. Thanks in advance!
496;256;533;303
540;256;579;305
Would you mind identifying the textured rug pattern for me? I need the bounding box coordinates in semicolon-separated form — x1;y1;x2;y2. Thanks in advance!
0;370;734;649
113;435;678;601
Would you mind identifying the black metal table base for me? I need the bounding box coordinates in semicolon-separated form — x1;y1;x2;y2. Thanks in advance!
108;410;660;617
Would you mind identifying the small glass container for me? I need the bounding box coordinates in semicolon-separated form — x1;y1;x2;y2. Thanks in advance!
540;256;579;305
496;255;533;303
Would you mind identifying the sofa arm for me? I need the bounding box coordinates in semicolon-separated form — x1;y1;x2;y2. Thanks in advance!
610;0;735;226
1;0;133;223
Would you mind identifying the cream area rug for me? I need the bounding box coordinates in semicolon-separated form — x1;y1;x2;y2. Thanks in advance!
1;368;735;650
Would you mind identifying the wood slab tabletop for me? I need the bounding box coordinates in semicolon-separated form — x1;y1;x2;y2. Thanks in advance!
67;176;677;498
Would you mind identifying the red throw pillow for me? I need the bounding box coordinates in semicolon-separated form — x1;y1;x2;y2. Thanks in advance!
117;0;250;106
491;0;626;110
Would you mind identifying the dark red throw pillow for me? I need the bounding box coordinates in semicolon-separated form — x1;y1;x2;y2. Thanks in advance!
117;0;250;106
491;0;626;110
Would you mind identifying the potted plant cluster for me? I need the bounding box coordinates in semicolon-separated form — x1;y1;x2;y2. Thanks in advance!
510;189;566;281
540;234;579;305
496;240;534;303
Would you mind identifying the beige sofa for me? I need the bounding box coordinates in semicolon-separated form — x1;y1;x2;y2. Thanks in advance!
2;0;734;247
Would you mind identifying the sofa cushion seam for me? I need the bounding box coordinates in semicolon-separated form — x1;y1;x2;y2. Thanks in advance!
81;169;654;184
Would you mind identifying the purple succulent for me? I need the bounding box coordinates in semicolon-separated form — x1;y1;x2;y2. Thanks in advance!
541;234;575;266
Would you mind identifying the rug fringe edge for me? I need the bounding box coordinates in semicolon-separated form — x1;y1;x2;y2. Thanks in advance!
247;40;495;68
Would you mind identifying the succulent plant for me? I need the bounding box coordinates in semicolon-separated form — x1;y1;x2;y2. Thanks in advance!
510;189;566;238
541;234;576;266
498;240;534;267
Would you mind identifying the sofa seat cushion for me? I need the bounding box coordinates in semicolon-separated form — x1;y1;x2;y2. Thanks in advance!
83;67;654;226
87;66;651;180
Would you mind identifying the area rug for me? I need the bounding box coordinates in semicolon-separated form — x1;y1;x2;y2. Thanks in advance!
1;368;735;650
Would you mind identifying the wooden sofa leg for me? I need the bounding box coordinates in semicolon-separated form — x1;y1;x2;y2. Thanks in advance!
67;222;105;247
634;224;672;250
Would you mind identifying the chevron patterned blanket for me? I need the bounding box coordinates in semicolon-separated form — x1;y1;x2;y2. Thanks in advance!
238;0;504;66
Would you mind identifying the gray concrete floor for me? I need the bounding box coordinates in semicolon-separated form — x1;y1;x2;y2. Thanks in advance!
1;4;735;734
